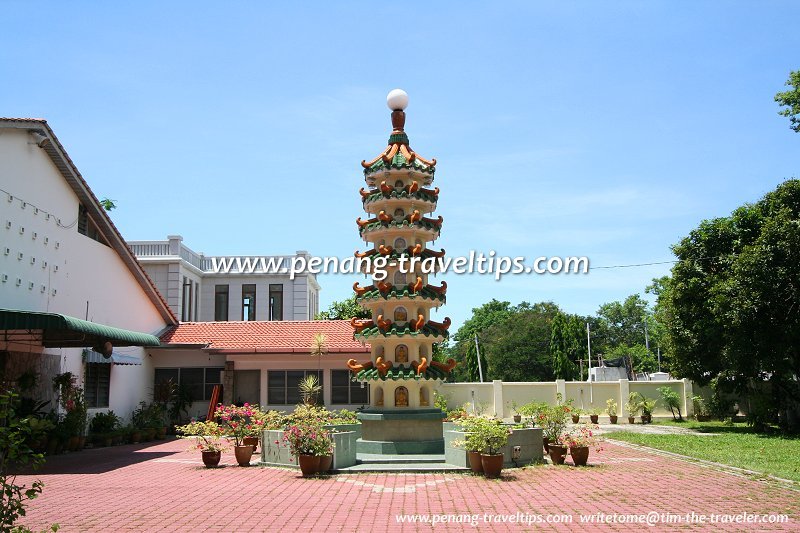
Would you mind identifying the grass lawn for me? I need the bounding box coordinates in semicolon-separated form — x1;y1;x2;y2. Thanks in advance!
608;420;800;483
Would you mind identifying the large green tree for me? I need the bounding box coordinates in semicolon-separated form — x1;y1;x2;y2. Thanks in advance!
658;180;800;430
314;295;370;320
448;299;518;382
775;70;800;133
481;302;561;382
550;313;580;380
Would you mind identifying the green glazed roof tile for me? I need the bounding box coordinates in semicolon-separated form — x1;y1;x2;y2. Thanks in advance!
363;188;438;205
353;321;449;341
355;284;446;304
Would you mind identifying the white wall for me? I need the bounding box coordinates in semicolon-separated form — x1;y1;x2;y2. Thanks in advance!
441;379;696;420
0;128;170;419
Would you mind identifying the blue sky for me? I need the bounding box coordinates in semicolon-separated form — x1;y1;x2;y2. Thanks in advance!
2;2;798;330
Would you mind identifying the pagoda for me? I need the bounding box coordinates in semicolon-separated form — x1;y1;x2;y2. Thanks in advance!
347;89;457;454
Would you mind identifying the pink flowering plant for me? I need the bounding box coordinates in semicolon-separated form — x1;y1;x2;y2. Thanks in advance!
282;421;333;457
560;423;603;452
215;403;267;447
175;420;228;453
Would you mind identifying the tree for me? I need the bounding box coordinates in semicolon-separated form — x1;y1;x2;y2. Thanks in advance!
314;295;369;320
448;299;517;382
482;302;561;382
657;180;800;431
775;70;800;133
550;313;579;380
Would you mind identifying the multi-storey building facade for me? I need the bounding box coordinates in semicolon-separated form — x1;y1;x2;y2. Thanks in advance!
129;235;320;322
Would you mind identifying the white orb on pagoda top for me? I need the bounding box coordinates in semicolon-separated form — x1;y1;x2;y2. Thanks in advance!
386;89;409;111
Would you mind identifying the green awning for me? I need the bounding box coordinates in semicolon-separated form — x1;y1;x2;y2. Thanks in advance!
0;309;161;348
84;349;143;365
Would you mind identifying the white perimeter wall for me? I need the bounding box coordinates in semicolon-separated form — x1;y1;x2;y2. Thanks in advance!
441;379;696;420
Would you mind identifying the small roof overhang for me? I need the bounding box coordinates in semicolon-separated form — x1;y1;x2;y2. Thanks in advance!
0;309;161;348
83;349;142;365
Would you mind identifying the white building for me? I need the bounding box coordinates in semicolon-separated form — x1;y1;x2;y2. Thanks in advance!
0;118;177;419
129;236;320;322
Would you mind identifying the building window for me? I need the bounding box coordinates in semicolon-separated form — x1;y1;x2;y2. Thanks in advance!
214;285;229;321
85;363;110;408
242;284;256;321
269;284;283;321
154;367;223;403
267;370;323;405
182;276;193;322
76;203;107;246
193;281;199;321
331;370;369;405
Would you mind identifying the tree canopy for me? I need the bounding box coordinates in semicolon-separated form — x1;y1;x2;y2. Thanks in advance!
656;179;800;430
314;295;370;320
775;70;800;133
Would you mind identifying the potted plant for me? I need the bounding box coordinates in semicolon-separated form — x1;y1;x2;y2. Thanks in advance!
298;375;323;406
89;411;120;447
215;403;258;466
588;407;601;424
507;401;521;423
625;393;640;424
176;420;227;467
692;395;711;422
453;415;486;473
570;408;582;424
561;424;603;467
638;395;656;424
473;418;510;478
606;398;618;424
282;421;331;477
539;397;570;464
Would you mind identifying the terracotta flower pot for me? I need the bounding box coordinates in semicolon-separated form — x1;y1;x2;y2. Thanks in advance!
609;415;618;424
571;415;580;423
234;445;254;466
130;431;141;444
202;450;221;468
641;414;652;424
298;454;320;477
318;455;332;473
513;415;521;423
542;436;550;453
570;446;590;466
467;451;484;473
145;428;157;440
243;436;259;452
480;454;504;479
590;415;599;424
156;427;167;440
548;444;567;465
68;436;80;452
77;436;86;450
628;416;636;424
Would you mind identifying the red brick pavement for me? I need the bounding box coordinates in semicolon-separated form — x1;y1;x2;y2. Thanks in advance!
13;439;800;532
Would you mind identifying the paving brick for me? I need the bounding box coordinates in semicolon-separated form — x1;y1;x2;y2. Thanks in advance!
12;438;800;531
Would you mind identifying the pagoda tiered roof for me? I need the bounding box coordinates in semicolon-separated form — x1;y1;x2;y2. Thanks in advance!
353;320;449;340
361;132;436;176
357;216;443;236
361;186;439;205
355;283;446;304
355;363;448;382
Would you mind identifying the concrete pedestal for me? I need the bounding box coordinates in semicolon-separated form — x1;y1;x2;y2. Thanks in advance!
356;408;445;454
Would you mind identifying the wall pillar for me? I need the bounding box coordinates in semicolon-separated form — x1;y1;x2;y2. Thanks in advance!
683;378;694;417
222;360;234;405
555;379;566;401
618;379;630;420
492;380;503;417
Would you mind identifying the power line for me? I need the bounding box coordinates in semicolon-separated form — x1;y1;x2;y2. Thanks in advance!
592;260;678;270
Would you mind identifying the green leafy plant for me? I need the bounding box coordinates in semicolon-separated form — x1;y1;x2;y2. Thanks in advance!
0;391;49;528
516;401;546;428
537;394;572;441
691;395;709;418
606;398;618;417
433;391;448;412
625;392;640;417
658;386;683;421
298;375;322;406
214;403;262;447
175;420;227;452
282;421;333;456
89;411;120;435
560;423;603;451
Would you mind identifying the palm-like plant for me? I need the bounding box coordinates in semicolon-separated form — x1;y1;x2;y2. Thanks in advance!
310;333;327;371
299;375;322;406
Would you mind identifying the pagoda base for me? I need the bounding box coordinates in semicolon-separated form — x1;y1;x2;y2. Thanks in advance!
356;408;445;455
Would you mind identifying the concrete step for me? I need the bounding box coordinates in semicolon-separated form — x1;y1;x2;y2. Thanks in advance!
356;453;447;464
334;461;468;473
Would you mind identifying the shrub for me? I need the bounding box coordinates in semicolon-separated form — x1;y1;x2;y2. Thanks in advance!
89;411;120;435
658;386;683;421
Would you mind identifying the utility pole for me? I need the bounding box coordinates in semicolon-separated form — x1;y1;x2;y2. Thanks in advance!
474;334;484;383
586;323;593;403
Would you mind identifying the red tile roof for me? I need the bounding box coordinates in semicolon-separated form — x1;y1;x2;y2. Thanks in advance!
159;320;370;353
